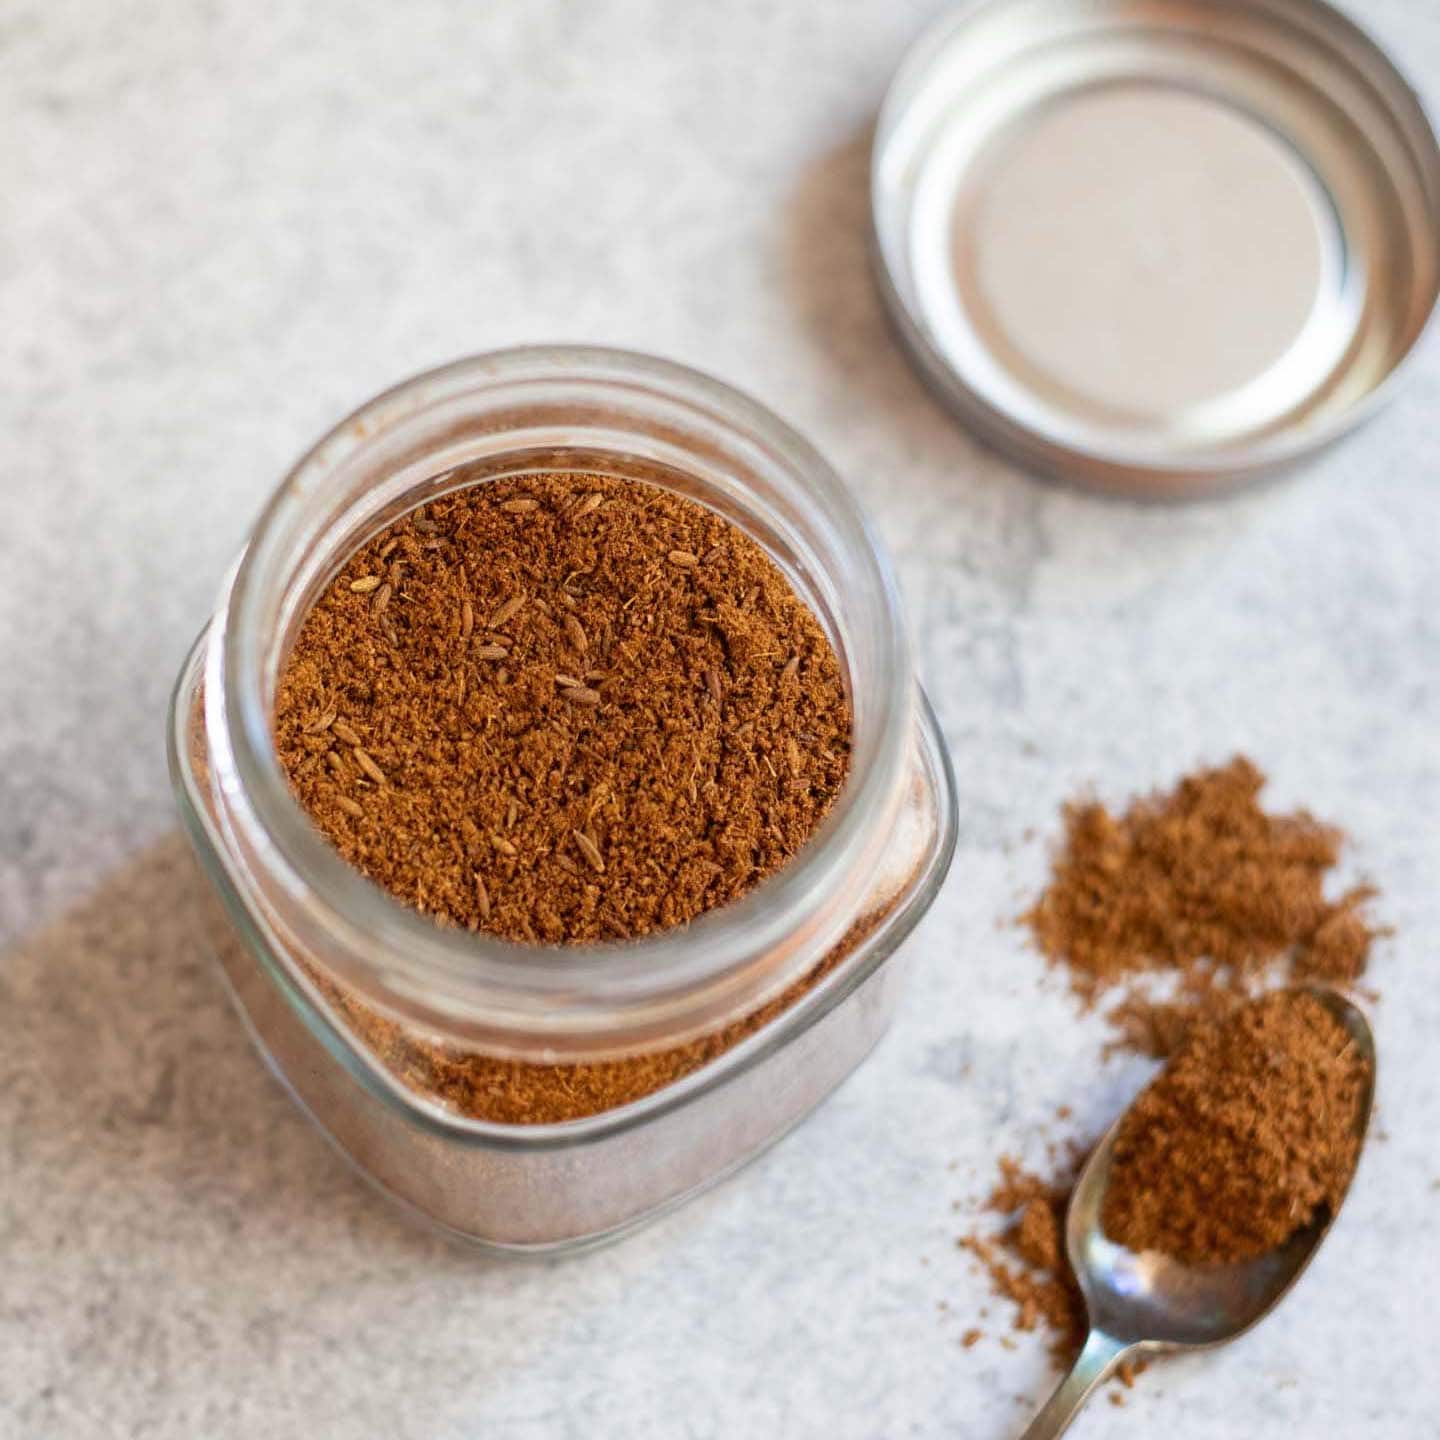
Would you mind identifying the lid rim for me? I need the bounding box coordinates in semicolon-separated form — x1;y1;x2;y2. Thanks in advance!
871;0;1440;495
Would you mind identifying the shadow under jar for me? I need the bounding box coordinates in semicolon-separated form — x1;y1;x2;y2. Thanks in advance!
169;346;957;1252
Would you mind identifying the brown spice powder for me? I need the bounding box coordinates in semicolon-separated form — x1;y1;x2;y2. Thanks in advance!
276;472;850;943
1025;756;1381;1050
962;993;1368;1368
313;905;886;1125
1027;756;1376;996
273;471;856;1123
961;760;1380;1375
958;1157;1086;1363
1102;990;1370;1265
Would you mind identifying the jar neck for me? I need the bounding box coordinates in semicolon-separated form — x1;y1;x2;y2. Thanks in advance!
204;347;914;1060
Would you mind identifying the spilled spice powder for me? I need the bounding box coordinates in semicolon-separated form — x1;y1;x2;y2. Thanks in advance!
1025;756;1381;1052
958;1157;1086;1362
273;470;857;1123
1102;990;1371;1265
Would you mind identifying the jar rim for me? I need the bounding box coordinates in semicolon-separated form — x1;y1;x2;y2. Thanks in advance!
207;345;915;1049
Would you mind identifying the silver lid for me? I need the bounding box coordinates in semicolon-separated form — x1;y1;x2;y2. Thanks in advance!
872;0;1440;495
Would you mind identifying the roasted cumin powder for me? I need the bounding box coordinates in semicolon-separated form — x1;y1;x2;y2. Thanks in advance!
273;471;854;1123
1026;756;1380;1051
960;994;1370;1370
958;1157;1087;1362
1102;990;1370;1265
961;760;1380;1371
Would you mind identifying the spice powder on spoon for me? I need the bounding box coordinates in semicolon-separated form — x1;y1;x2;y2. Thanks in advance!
958;759;1382;1364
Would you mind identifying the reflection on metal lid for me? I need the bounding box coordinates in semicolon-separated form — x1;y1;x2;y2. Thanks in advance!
872;0;1440;496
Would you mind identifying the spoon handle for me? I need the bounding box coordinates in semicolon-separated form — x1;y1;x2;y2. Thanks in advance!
1018;1329;1133;1439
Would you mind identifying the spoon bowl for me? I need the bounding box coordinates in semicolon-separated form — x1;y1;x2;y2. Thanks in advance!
1021;988;1375;1438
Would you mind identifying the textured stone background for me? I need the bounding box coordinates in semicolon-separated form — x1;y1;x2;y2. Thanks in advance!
2;1;1438;1435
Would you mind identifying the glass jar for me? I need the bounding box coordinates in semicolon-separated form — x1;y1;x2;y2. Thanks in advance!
169;346;956;1252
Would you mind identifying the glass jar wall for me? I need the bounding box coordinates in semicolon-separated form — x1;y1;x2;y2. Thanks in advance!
170;347;956;1250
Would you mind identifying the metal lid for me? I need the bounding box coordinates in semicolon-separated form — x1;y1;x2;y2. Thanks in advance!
872;0;1440;495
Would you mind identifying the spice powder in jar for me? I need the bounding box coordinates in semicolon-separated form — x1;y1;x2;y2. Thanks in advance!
273;472;855;1124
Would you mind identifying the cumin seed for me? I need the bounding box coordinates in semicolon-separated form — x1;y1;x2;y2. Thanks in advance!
573;830;606;873
489;594;526;629
353;748;386;784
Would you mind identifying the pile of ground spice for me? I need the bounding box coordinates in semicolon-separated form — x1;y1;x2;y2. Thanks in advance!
273;470;856;1123
1102;990;1371;1264
1025;756;1380;1051
276;471;850;943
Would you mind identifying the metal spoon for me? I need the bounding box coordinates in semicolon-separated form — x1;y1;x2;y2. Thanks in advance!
1020;989;1375;1439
